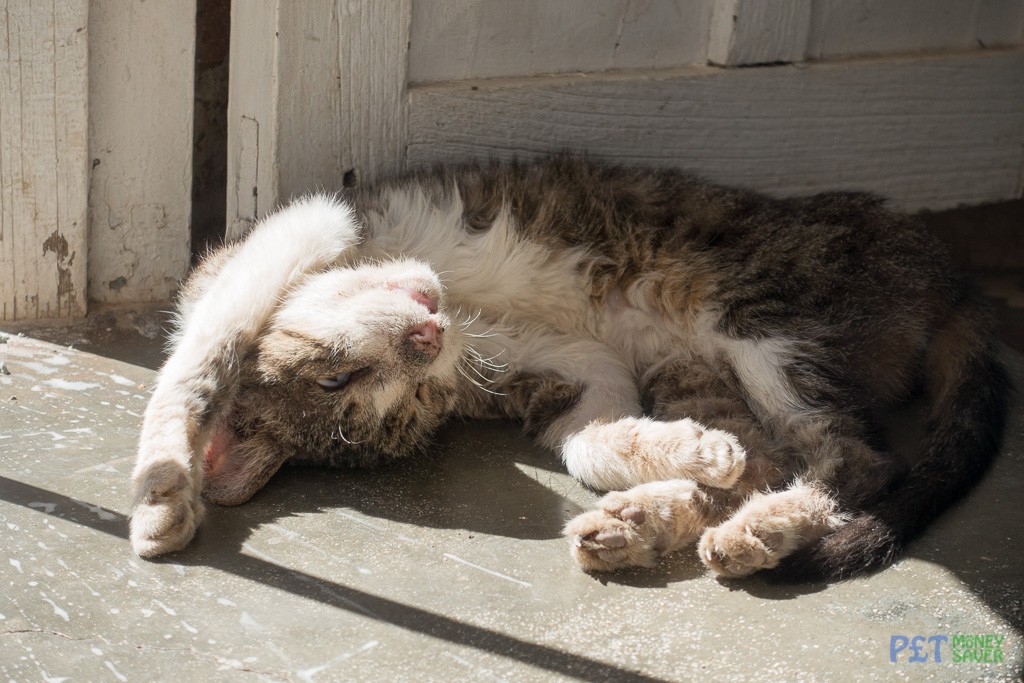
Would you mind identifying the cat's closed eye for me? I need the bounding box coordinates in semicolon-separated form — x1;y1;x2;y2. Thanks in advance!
316;371;352;390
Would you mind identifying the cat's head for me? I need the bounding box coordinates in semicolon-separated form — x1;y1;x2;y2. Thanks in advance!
203;258;466;505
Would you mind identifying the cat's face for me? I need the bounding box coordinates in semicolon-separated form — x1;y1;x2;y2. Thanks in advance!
228;258;465;469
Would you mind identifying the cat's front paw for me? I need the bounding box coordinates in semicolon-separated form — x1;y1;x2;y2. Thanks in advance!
129;461;204;557
563;417;746;491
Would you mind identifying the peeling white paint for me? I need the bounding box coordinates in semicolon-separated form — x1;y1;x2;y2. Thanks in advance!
82;504;117;521
152;599;177;616
43;378;101;391
97;372;136;386
104;660;128;682
239;611;263;633
443;553;532;587
42;597;70;622
17;361;60;374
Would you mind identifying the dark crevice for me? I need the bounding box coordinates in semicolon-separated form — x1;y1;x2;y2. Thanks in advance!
189;0;231;263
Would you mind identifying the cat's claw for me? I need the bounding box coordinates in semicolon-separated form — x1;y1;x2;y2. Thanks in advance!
129;460;204;557
698;524;774;578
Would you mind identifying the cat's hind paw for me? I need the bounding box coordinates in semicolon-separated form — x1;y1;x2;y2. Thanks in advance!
565;480;707;572
698;523;777;578
129;460;204;557
564;492;660;571
698;483;842;578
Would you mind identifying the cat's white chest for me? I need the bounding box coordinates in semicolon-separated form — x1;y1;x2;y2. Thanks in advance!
361;187;592;333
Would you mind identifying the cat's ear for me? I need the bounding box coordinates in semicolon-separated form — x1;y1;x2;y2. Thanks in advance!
253;329;317;381
202;422;293;506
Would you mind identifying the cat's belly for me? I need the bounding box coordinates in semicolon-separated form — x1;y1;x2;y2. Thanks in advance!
596;288;688;370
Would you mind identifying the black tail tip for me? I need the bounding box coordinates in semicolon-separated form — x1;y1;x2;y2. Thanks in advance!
763;515;904;584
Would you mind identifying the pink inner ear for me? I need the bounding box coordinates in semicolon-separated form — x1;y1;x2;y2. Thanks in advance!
203;419;239;482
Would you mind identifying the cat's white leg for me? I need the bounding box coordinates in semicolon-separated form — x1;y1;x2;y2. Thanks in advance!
564;479;709;571
562;416;746;491
698;481;846;577
131;196;360;557
496;334;746;491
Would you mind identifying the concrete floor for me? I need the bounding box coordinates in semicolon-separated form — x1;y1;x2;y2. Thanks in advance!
1;308;1022;682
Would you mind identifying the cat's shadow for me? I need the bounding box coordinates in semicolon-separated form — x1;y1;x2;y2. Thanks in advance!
184;417;834;597
181;419;836;595
194;420;588;554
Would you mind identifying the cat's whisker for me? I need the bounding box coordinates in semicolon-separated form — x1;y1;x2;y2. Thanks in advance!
466;346;509;373
334;424;364;446
456;360;506;396
470;348;508;367
453;308;501;340
464;359;494;383
457;309;483;329
472;359;508;373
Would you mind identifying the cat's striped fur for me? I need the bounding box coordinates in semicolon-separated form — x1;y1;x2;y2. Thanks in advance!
130;157;1009;580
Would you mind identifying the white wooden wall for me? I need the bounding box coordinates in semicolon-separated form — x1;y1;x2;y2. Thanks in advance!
3;2;1023;319
87;0;196;306
1;0;194;321
227;0;410;240
0;1;89;320
227;0;1024;241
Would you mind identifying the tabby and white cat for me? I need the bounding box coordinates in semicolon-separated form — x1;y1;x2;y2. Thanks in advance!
130;157;1008;580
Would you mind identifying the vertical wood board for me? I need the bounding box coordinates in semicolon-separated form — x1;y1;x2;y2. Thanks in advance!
226;0;280;240
227;0;411;241
87;0;196;305
331;0;411;191
0;0;89;320
407;50;1024;212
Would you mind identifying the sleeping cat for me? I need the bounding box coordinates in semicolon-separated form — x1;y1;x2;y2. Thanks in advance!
129;156;1009;580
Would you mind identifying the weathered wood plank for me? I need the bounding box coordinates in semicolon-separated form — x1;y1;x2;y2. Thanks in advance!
226;1;279;241
408;49;1024;212
807;0;1024;59
87;0;196;305
408;0;713;83
227;0;411;242
708;0;811;66
0;0;89;320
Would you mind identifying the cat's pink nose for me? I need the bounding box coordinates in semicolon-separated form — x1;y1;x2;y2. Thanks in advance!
408;320;442;356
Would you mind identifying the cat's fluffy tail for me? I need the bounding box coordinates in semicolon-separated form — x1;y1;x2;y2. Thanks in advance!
772;302;1012;582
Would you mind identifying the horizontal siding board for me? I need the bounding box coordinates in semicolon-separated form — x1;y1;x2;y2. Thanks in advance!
408;0;713;83
808;0;1024;59
408;50;1024;211
708;0;811;66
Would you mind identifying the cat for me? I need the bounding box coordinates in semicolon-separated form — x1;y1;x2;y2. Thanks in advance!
129;156;1009;580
